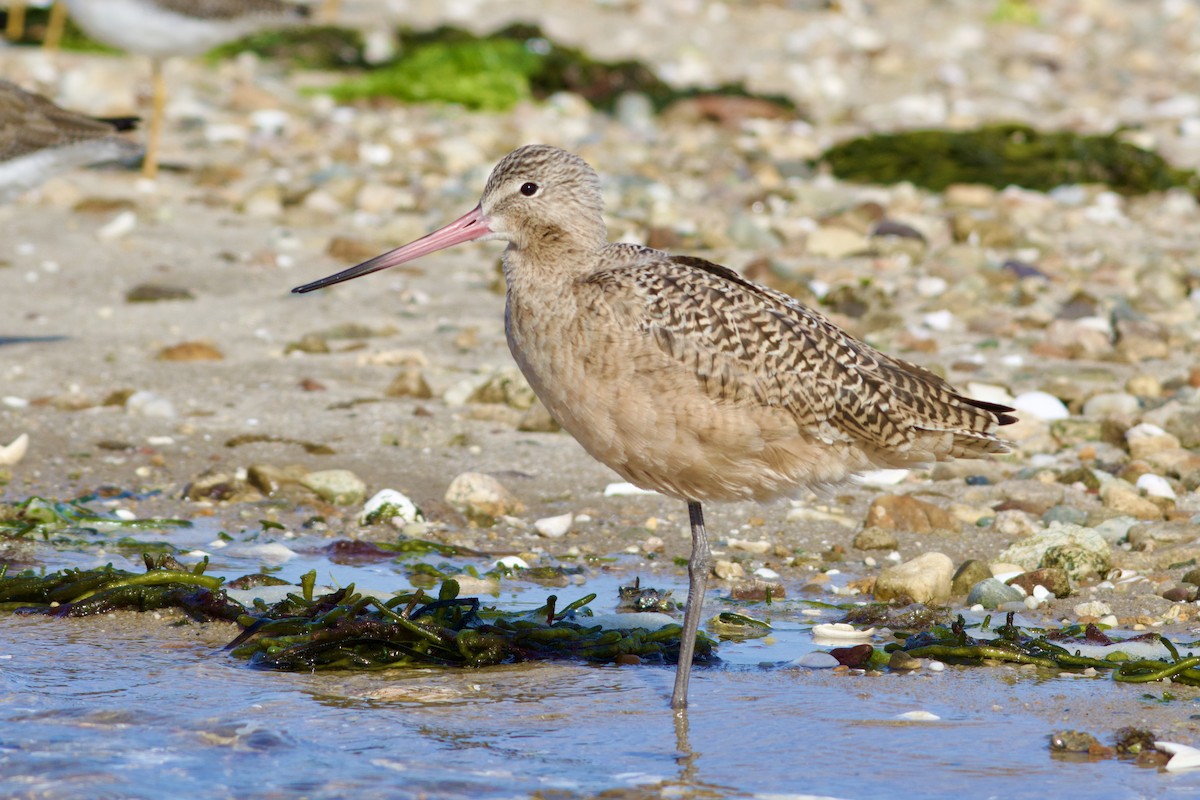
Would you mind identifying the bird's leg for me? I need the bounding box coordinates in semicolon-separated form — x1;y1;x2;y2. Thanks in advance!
5;0;26;41
671;500;711;710
43;1;66;51
144;58;165;180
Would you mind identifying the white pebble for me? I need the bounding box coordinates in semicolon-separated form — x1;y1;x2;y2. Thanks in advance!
1136;473;1176;499
791;651;840;669
855;469;910;486
1013;391;1070;421
533;513;573;538
1074;600;1113;618
897;710;941;721
359;489;424;526
125;391;176;418
753;567;780;580
921;309;955;331
494;555;529;570
0;433;29;466
603;482;657;496
927;660;945;672
97;210;137;241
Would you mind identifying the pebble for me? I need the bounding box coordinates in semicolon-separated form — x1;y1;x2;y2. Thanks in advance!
1012;391;1070;421
533;513;573;538
301;469;367;506
951;559;993;596
873;551;954;604
791;652;840;669
1100;480;1163;520
1008;567;1071;599
359;489;424;526
0;433;29;466
713;560;746;580
998;522;1111;580
1074;600;1113;619
125;391;176;418
1135;473;1176;500
966;578;1025;609
1081;392;1140;419
444;472;525;523
864;494;958;533
853;526;899;550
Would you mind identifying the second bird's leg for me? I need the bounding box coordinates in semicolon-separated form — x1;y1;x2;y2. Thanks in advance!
144;59;166;179
671;500;712;710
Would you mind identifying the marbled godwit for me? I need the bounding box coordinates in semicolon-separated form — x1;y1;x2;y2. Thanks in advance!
60;0;309;179
293;145;1017;709
0;80;141;202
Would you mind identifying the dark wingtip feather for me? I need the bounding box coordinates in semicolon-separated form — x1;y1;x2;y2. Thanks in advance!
963;397;1018;426
96;116;140;132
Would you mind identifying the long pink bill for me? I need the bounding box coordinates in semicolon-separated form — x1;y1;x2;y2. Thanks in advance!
292;204;492;294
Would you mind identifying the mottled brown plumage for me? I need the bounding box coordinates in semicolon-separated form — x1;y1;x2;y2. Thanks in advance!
294;144;1016;710
0;81;140;202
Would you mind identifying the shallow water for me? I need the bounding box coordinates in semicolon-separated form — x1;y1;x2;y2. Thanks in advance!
3;519;1200;799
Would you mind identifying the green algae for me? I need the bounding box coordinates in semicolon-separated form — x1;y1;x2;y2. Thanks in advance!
228;577;714;670
820;124;1198;195
0;555;236;618
325;37;541;111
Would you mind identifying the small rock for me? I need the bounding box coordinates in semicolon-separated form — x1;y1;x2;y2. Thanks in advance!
1162;586;1196;603
1042;505;1088;526
791;651;840;669
157;341;223;361
951;559;993;595
713;560;746;580
444;472;524;524
1135;473;1176;500
1100;480;1163;520
1013;391;1070;421
728;579;787;601
853;526;899;550
728;538;771;554
360;488;424;526
384;365;433;399
516;400;560;432
1008;567;1071;598
246;463;314;499
533;513;573;538
1126;423;1181;460
806;226;869;259
1164;410;1200;449
0;433;29;466
993;508;1038;537
468;367;536;410
185;469;260;503
125;390;176;418
865;494;958;532
125;283;194;303
301;469;367;506
1074;600;1113;619
1041;544;1111;581
888;651;922;671
874;552;954;604
1082;392;1140;419
966;578;1025;609
998;521;1111;581
1182;567;1200;587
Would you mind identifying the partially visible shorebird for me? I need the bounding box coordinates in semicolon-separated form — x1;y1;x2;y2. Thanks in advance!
0;80;141;202
292;145;1017;710
60;0;310;179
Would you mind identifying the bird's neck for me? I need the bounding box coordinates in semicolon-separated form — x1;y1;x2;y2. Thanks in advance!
502;224;608;292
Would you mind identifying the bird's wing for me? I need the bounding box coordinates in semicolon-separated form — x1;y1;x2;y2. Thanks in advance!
0;81;124;162
584;251;1013;459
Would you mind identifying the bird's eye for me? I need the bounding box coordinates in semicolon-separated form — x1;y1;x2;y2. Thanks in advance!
519;182;539;197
